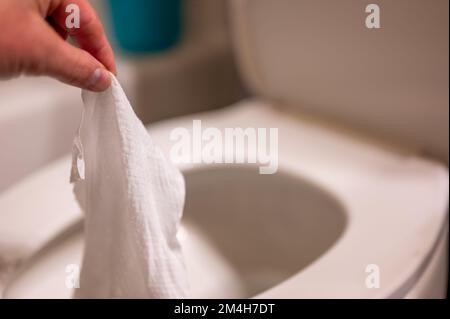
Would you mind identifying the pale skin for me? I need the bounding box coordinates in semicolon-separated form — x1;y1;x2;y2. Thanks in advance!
0;0;116;91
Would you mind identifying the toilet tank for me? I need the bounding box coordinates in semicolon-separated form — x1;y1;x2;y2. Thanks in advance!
229;0;449;162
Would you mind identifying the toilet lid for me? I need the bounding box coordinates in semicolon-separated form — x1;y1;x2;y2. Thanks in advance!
230;0;449;162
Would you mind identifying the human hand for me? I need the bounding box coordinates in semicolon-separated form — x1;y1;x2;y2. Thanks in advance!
0;0;116;91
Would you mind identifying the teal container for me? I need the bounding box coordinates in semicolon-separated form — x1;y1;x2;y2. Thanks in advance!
108;0;182;53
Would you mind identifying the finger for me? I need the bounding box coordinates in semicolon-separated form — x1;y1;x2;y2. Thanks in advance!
33;21;111;91
50;41;112;91
50;0;116;74
47;17;68;40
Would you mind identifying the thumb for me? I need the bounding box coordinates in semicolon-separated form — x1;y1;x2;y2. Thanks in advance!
44;36;112;92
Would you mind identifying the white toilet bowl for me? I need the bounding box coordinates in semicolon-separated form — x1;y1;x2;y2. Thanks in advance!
0;101;448;298
0;0;448;298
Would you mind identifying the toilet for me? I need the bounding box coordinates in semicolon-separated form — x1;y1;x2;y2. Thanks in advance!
0;0;448;298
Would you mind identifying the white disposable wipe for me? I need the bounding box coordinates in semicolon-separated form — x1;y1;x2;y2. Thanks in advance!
70;75;187;298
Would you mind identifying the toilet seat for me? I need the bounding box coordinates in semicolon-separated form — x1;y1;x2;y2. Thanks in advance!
135;99;450;298
0;98;447;298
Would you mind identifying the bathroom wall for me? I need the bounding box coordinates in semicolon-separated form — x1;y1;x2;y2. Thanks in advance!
96;0;247;124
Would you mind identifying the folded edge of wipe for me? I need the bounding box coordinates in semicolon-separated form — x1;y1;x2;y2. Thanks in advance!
70;74;187;298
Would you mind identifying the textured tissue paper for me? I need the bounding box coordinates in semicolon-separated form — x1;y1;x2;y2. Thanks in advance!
70;75;187;298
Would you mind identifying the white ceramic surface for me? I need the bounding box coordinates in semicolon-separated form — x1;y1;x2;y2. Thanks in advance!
1;101;448;298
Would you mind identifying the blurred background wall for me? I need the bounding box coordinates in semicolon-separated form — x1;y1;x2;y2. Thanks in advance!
95;0;246;123
0;0;246;192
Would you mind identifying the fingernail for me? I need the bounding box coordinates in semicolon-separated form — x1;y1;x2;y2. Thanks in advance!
87;68;111;91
